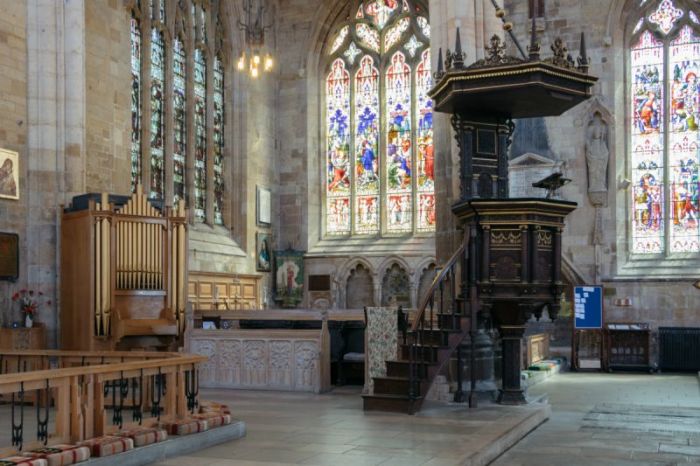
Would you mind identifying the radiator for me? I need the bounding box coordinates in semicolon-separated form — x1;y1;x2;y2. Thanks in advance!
659;327;700;372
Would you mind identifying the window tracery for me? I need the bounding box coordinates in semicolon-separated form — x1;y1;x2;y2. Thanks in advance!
325;0;434;237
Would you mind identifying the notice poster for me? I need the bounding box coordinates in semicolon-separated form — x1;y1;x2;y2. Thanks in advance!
574;286;603;329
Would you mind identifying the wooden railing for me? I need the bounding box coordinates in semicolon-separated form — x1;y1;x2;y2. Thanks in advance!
407;237;472;405
0;350;205;457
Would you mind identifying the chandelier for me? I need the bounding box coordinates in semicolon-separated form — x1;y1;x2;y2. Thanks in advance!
236;0;274;78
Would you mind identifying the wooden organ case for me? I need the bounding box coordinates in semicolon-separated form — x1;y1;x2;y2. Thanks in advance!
61;188;188;351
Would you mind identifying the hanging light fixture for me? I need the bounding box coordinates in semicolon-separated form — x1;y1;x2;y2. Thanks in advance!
237;0;274;78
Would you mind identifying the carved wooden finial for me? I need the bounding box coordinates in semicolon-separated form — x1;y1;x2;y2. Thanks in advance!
577;32;590;73
528;15;540;60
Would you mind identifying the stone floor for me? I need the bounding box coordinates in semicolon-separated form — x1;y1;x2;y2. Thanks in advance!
493;372;700;466
151;386;548;466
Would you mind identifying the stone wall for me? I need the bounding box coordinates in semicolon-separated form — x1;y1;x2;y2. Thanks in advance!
0;0;28;328
501;0;700;339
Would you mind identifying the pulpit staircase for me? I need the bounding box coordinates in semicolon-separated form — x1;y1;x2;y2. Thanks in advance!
363;242;473;414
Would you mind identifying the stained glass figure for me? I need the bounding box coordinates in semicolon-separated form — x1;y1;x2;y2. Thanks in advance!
386;51;412;232
331;26;349;55
173;37;187;205
357;23;380;52
648;0;683;35
326;59;352;235
130;15;142;193
213;55;225;225
416;49;435;232
417;17;430;38
150;28;165;199
355;55;380;234
631;31;665;253
363;0;399;30
669;26;700;252
194;48;207;222
384;17;410;51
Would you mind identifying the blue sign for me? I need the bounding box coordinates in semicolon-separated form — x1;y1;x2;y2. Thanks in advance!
574;286;603;329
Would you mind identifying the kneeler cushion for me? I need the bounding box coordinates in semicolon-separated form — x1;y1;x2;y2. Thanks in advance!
0;457;48;466
194;412;232;428
162;418;208;436
77;436;134;457
199;401;231;414
116;427;168;447
22;445;90;466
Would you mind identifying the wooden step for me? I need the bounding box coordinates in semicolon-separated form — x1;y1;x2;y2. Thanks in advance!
362;393;423;414
399;344;443;362
386;359;433;378
409;328;463;346
372;376;419;396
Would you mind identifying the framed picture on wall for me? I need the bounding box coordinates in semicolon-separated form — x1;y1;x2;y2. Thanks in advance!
256;186;271;226
274;249;304;308
0;148;19;200
0;232;19;281
256;232;272;272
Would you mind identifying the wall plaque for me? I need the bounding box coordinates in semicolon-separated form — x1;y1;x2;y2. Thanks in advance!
0;233;19;281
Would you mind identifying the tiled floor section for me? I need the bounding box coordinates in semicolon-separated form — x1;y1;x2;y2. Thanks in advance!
151;386;548;466
493;372;700;466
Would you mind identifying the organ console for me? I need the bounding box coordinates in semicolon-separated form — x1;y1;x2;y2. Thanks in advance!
60;186;188;351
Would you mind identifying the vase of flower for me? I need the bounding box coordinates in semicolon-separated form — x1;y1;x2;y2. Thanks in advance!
12;289;50;329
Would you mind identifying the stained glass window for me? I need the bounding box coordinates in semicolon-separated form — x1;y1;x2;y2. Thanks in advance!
630;2;700;255
416;49;435;232
386;51;412;233
669;26;699;252
130;15;141;193
326;59;352;235
324;0;433;236
150;28;165;199
173;37;186;204
213;55;225;225
355;55;381;235
129;3;229;225
194;48;207;222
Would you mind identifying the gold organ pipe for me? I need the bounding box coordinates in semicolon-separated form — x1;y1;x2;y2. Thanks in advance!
101;193;111;335
95;203;102;335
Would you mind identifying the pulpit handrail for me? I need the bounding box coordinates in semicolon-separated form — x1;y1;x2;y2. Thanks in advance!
410;242;465;333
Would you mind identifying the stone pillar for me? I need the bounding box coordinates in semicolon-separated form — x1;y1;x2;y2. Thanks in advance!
498;324;527;405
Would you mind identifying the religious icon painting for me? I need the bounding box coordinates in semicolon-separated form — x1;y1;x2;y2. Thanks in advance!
256;232;272;272
274;249;304;308
0;149;19;200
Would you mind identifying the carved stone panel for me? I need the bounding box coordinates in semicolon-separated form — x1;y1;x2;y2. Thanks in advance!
217;340;242;385
243;340;267;387
190;331;324;393
294;341;319;391
269;340;293;389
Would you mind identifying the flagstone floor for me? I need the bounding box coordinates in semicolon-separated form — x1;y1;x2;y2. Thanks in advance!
492;372;700;466
151;372;700;466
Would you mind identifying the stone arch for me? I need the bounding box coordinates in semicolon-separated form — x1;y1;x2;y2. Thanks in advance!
345;263;376;309
416;259;437;308
380;262;411;308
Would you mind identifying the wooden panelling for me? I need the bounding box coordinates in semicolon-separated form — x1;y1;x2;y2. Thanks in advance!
189;272;262;311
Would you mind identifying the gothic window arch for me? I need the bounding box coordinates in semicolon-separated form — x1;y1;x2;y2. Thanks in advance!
324;0;435;237
129;0;229;226
629;0;700;256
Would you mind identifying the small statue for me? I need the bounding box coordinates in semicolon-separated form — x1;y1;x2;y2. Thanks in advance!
585;111;610;195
